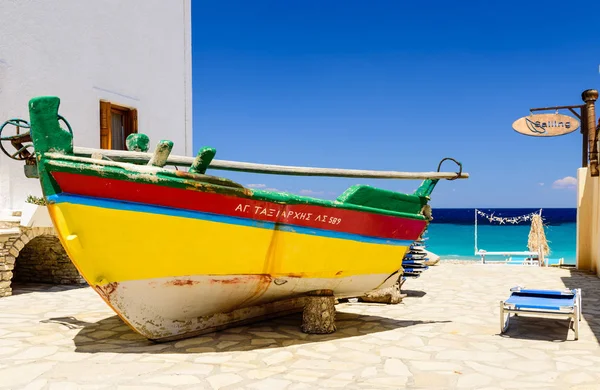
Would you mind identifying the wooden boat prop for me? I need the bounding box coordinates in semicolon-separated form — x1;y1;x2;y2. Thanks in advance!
2;96;468;341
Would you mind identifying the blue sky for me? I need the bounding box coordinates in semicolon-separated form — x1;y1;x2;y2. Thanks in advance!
191;0;600;208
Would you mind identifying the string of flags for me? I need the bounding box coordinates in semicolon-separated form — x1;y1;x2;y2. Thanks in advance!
475;209;542;225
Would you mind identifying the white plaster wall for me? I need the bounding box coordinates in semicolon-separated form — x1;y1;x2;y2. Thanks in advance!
592;173;600;277
576;168;591;271
0;0;193;213
576;167;600;277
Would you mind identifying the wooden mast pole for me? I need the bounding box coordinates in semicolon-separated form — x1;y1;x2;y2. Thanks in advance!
72;146;469;180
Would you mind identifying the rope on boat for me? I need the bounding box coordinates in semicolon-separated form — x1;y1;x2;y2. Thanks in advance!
437;157;462;181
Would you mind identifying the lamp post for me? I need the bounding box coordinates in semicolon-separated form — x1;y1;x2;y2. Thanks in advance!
582;89;599;176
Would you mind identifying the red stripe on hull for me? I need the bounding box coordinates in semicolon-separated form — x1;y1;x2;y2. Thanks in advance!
51;172;427;241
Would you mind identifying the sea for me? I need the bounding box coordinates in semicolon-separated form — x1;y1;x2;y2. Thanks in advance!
425;208;577;264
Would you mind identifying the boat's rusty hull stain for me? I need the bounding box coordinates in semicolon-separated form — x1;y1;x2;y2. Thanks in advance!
94;273;396;341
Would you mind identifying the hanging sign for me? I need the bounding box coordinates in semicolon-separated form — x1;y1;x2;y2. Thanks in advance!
512;113;580;137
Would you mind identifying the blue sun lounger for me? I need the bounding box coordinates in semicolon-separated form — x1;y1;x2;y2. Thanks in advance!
500;286;582;340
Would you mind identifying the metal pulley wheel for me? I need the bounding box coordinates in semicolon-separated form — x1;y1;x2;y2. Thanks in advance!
0;119;33;161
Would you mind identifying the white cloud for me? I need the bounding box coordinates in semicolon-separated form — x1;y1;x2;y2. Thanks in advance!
552;176;577;190
538;183;544;186
299;189;325;196
246;184;267;189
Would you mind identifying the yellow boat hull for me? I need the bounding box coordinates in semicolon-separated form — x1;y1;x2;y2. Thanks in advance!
49;199;409;340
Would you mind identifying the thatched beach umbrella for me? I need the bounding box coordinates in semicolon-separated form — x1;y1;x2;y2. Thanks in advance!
528;213;550;266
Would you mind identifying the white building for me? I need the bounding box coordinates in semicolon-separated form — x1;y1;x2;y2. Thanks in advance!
0;0;193;215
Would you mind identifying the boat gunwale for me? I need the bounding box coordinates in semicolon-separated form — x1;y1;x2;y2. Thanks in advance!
41;152;429;221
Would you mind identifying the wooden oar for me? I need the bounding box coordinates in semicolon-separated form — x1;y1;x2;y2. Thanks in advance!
73;146;469;180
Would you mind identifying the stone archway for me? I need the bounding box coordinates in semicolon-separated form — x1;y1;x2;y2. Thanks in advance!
14;234;86;285
0;225;86;297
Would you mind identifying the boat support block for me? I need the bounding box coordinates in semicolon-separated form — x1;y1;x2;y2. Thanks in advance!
360;279;404;304
301;290;337;334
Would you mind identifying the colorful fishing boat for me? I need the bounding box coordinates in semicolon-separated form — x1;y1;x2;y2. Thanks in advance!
3;96;468;341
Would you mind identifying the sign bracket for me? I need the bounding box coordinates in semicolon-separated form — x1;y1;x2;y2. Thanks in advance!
524;90;598;176
568;108;582;120
529;104;584;114
527;105;582;121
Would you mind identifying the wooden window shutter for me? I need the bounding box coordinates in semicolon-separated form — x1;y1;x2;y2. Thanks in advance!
99;101;111;149
125;108;138;139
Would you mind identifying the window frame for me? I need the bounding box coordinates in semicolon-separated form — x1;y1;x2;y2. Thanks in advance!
99;100;138;150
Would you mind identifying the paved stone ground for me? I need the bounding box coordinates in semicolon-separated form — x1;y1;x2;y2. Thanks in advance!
1;264;599;389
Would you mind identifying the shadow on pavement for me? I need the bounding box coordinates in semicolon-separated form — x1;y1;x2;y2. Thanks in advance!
11;282;87;296
561;268;600;344
41;309;451;354
498;316;573;342
402;290;427;298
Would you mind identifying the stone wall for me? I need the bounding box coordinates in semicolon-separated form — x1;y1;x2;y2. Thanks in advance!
0;219;86;297
13;235;85;284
